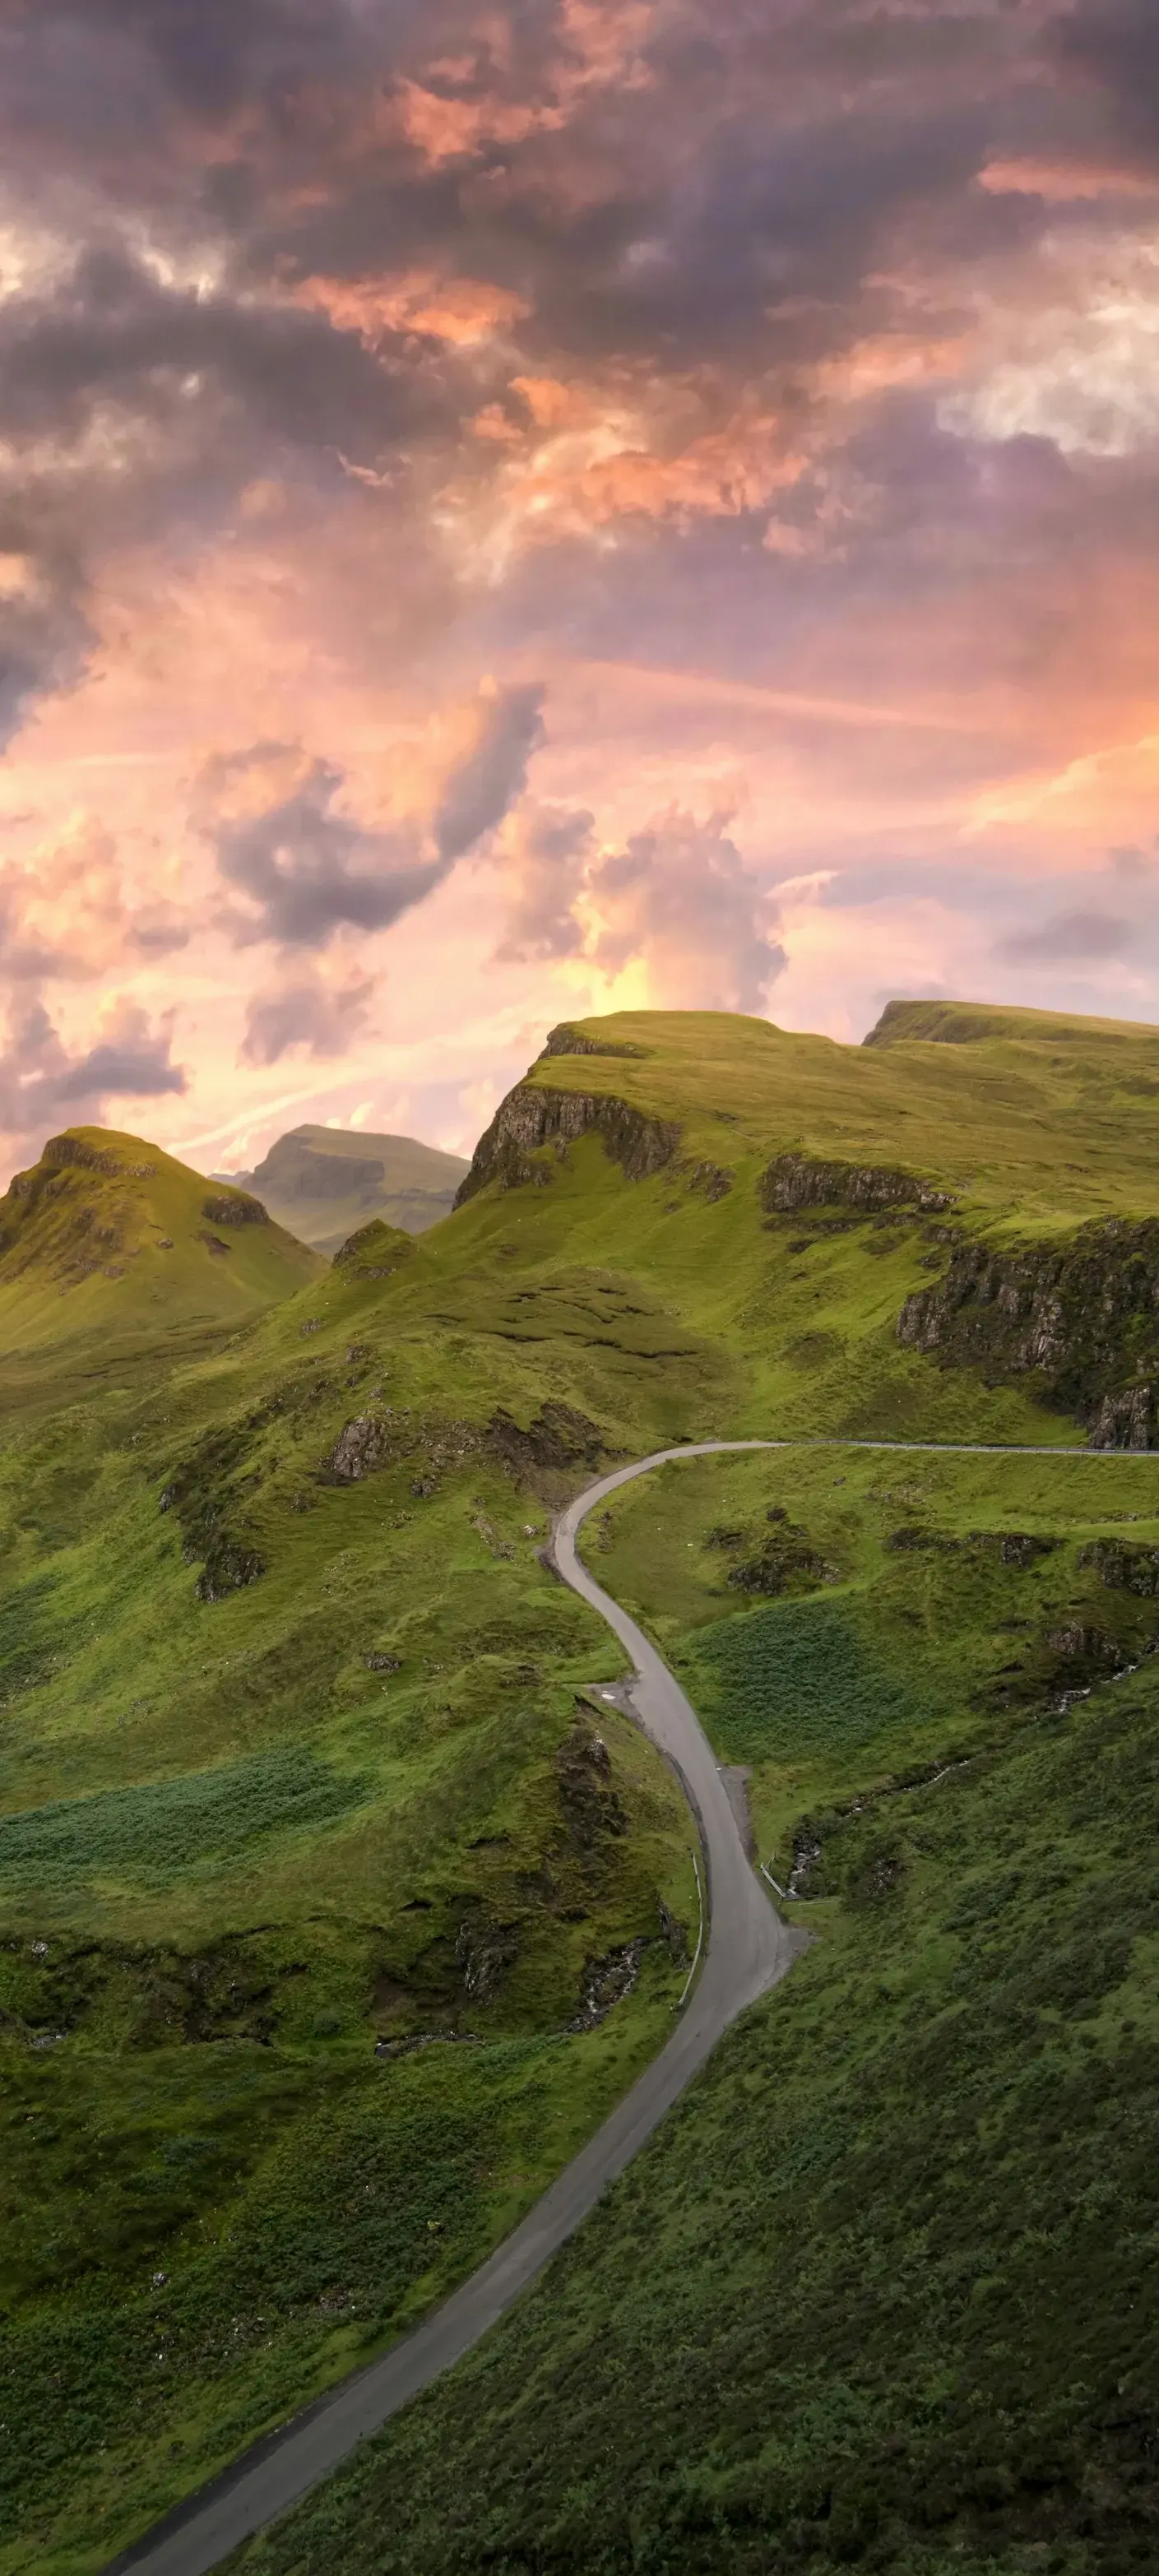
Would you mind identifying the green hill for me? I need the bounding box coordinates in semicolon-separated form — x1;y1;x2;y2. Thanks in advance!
0;1128;323;1355
6;1003;1159;2574
220;1125;469;1257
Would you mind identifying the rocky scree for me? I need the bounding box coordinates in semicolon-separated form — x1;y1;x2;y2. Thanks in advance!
897;1217;1159;1445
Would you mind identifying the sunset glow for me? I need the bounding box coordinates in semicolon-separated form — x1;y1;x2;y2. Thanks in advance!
2;0;1159;1177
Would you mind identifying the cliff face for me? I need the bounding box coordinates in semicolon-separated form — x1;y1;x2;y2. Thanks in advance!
761;1152;953;1216
539;1023;649;1062
454;1083;680;1206
897;1218;1159;1445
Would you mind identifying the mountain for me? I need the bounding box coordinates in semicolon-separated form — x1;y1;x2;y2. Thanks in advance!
6;1004;1159;2575
0;1125;323;1355
218;1124;469;1256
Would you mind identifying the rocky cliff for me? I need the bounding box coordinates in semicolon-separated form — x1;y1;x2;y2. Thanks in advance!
454;1083;680;1205
538;1023;649;1062
761;1151;953;1216
897;1217;1159;1445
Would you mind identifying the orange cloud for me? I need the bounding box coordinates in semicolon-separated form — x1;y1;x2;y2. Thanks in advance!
293;269;530;347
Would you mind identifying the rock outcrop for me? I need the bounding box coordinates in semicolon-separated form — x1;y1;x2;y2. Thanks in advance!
487;1401;608;1476
331;1219;415;1276
539;1023;649;1061
41;1133;157;1180
200;1191;268;1227
455;1082;679;1205
897;1216;1159;1445
760;1151;953;1216
724;1507;839;1597
1077;1539;1159;1596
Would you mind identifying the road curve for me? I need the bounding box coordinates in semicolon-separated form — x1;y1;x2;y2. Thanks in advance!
108;1442;796;2576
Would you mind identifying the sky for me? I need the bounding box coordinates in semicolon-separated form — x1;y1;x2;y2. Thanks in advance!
2;0;1159;1182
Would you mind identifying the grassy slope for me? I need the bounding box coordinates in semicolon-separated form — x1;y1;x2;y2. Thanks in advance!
228;1126;469;1254
0;1205;712;2573
0;1128;322;1355
230;1444;1159;2576
521;1002;1159;1230
7;1003;1159;2569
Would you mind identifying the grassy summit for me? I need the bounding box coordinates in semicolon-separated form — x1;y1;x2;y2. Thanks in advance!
223;1125;469;1258
0;1128;322;1355
6;1001;1159;2572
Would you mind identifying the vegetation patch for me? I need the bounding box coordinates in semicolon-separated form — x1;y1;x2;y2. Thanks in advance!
686;1596;917;1763
0;1748;369;1894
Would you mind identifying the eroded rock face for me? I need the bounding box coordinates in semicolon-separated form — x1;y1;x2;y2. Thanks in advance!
556;1721;628;1851
761;1151;953;1216
567;1937;647;2031
325;1411;408;1482
1078;1539;1159;1596
677;1158;733;1202
42;1133;156;1179
196;1536;265;1602
487;1400;607;1476
201;1191;268;1227
454;1082;679;1204
539;1023;649;1061
455;1908;520;2003
726;1517;839;1596
897;1218;1159;1445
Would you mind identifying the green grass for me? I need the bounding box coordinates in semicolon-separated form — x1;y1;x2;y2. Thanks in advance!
227;1471;1159;2576
0;1745;370;1893
688;1596;919;1764
9;1000;1159;2569
0;1127;322;1353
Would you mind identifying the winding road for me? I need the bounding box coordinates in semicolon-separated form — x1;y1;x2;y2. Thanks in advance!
110;1442;799;2576
109;1431;1133;2575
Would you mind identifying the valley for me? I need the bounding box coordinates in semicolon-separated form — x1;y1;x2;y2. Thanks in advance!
2;1000;1159;2574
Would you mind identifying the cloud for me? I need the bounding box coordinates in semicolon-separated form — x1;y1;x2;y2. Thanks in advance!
1057;2;1159;164
494;798;594;961
588;806;786;1011
494;796;785;1010
0;521;92;753
431;682;545;860
239;962;377;1065
0;812;189;981
0;995;186;1164
201;683;545;948
996;907;1134;965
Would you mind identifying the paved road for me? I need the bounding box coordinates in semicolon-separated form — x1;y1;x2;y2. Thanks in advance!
108;1427;1147;2575
108;1442;796;2576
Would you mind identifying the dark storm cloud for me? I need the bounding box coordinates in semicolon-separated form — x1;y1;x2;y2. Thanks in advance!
0;0;396;134
0;243;420;471
1056;0;1159;161
205;685;545;948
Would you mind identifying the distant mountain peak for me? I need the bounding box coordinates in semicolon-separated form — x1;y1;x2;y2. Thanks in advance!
220;1123;469;1258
